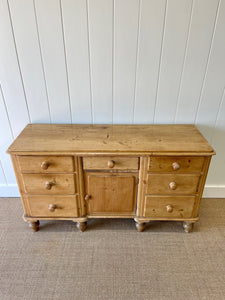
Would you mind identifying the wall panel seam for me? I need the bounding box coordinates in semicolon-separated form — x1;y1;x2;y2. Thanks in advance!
112;0;114;124
86;0;94;124
59;0;72;124
210;85;225;142
194;0;221;124
0;84;14;139
132;0;141;124
7;0;31;123
153;0;168;124
174;0;194;123
33;0;52;123
0;160;7;185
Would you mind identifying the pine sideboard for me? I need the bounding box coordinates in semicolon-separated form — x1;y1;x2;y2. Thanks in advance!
7;124;215;233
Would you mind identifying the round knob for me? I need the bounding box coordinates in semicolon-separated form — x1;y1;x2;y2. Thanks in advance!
41;161;50;170
48;204;57;212
172;162;180;171
45;181;55;190
108;160;115;168
166;205;173;213
85;194;90;201
169;181;177;190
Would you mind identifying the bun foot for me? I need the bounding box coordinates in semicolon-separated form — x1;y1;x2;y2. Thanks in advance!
135;221;146;232
28;221;39;232
183;222;193;233
76;221;87;232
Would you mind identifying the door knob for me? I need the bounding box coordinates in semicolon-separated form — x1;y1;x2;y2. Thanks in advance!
166;205;173;213
172;162;180;170
45;181;55;190
85;194;91;201
108;160;115;168
169;182;177;190
41;161;50;170
48;204;57;212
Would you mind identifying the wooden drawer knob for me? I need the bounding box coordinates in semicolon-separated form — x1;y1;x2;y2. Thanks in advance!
45;181;55;190
172;162;180;170
41;161;50;170
48;204;57;212
108;160;115;168
166;205;173;213
85;194;90;201
169;181;177;190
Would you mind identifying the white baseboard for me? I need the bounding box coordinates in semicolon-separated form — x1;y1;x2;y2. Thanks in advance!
202;185;225;198
0;184;224;198
0;184;20;197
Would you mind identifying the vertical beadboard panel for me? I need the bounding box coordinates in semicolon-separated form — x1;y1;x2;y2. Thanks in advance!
134;0;166;124
175;0;219;124
207;89;225;185
61;0;92;124
0;0;30;138
34;0;71;123
154;0;192;123
1;0;225;195
0;86;16;184
8;0;50;123
113;0;140;124
195;0;225;141
88;0;113;124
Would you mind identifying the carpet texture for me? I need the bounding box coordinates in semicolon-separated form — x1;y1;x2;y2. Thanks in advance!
0;198;224;300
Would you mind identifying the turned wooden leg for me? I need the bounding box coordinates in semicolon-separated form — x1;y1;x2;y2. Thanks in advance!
183;222;194;233
28;221;39;232
76;221;87;232
135;221;146;232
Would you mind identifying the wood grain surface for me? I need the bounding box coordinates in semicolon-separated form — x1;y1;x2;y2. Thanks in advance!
143;195;196;218
7;124;215;155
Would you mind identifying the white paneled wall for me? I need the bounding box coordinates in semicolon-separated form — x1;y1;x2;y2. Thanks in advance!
0;0;225;197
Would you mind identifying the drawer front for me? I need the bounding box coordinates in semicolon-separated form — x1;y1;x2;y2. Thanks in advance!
18;155;74;173
27;195;79;217
22;174;76;194
148;156;204;173
144;196;195;218
83;157;139;170
146;174;200;195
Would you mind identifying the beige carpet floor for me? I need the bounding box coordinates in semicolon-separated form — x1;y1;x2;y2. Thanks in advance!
0;198;224;300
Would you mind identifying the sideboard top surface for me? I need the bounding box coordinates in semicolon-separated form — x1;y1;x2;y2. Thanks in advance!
7;124;215;155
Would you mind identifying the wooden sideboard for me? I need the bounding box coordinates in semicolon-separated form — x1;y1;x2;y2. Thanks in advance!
7;124;215;233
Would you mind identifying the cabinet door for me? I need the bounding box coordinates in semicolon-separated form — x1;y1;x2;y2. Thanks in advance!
84;172;137;216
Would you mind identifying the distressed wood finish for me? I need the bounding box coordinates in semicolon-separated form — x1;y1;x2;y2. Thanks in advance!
7;124;215;232
83;156;139;170
26;195;79;217
18;155;74;173
7;124;215;155
146;173;200;195
84;172;137;216
143;196;196;219
22;173;76;195
148;156;204;173
136;157;149;217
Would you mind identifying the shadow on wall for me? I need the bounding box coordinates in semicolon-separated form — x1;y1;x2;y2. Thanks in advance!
196;124;225;186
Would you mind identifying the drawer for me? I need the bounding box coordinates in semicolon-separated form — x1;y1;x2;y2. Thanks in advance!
27;195;79;217
83;156;139;170
143;196;195;218
22;174;76;194
148;156;204;173
18;155;74;173
146;174;200;195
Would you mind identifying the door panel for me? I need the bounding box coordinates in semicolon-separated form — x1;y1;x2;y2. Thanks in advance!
84;172;137;216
